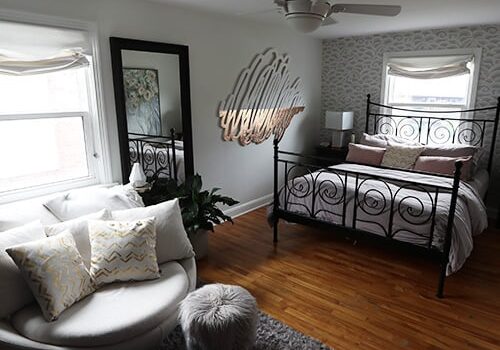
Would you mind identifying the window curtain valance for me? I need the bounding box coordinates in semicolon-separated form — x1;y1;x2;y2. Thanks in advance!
0;51;89;76
387;55;473;79
0;20;91;76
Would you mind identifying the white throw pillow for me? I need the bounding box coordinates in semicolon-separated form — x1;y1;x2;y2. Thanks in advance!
88;218;160;287
43;185;144;222
44;209;112;268
0;222;46;319
112;199;194;264
381;142;425;169
7;232;95;322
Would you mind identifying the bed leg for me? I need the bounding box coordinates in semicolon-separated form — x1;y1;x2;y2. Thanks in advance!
273;218;279;243
436;261;447;298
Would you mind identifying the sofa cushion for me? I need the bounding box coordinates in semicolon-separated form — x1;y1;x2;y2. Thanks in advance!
44;209;112;268
112;199;195;264
0;200;60;232
43;185;144;222
0;222;46;319
11;261;189;347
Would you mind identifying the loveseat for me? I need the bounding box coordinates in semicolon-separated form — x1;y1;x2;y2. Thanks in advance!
0;184;196;350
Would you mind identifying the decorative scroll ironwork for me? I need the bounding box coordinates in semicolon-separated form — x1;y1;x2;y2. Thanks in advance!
128;132;178;181
219;49;305;146
278;158;447;248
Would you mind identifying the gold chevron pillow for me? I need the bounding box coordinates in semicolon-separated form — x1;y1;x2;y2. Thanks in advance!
88;217;160;287
6;232;95;322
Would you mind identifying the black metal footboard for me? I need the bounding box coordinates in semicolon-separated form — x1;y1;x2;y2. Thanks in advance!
272;140;462;298
128;128;178;183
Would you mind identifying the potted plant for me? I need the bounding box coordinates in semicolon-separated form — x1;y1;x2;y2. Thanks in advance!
154;175;238;259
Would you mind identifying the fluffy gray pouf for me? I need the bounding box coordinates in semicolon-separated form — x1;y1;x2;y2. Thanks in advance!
179;284;258;350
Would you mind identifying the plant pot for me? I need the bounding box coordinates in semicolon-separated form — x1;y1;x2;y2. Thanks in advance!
188;229;209;260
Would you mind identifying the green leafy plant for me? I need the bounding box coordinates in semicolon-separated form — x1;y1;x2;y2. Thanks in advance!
154;174;238;234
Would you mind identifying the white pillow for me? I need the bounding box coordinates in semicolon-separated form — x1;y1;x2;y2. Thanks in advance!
361;133;421;148
112;199;194;264
44;209;112;268
381;142;425;169
43;185;144;222
0;222;46;319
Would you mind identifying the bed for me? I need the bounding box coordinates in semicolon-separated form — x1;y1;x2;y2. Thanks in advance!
272;95;500;297
128;130;185;184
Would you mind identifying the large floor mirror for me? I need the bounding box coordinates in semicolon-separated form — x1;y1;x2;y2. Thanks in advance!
110;37;193;185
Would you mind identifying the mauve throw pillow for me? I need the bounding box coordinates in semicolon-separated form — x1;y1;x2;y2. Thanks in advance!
346;143;386;166
414;156;473;180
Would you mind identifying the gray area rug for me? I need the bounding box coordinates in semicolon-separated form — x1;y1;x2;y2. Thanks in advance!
162;310;331;350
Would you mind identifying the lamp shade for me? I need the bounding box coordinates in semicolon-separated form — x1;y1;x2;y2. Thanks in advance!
129;163;147;188
325;111;354;130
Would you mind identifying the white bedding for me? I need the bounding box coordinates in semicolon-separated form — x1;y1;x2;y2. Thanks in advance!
280;163;488;275
467;169;489;199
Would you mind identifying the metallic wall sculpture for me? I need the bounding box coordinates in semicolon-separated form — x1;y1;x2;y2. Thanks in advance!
219;49;305;146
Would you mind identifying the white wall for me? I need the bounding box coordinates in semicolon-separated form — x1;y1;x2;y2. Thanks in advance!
122;50;183;136
0;0;322;213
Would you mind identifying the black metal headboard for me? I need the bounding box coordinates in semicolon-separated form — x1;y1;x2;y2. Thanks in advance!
365;94;500;174
128;128;178;183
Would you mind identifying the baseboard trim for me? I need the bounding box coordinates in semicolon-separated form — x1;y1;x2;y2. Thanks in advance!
224;193;273;219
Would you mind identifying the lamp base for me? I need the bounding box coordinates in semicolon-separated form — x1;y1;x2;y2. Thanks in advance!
330;130;351;148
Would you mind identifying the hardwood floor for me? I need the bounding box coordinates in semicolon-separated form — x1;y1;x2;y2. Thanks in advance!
197;208;500;350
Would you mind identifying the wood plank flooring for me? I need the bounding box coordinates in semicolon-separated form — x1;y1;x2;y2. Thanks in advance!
197;208;500;350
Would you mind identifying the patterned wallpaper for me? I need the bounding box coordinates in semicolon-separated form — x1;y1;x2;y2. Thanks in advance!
321;24;500;211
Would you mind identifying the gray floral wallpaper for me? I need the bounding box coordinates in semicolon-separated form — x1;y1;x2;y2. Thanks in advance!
321;24;500;212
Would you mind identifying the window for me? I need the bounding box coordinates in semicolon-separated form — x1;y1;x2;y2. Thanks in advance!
0;18;109;202
382;49;481;116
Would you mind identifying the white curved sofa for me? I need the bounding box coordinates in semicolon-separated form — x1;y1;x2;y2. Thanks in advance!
0;185;196;350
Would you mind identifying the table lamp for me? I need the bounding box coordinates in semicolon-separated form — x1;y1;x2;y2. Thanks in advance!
325;111;354;147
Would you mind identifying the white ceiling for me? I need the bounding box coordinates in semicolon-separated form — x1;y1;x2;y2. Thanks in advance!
147;0;500;39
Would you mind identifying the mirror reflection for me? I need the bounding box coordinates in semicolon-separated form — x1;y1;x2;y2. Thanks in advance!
121;50;186;183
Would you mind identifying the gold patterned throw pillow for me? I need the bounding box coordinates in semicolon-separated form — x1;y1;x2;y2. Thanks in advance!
381;142;425;169
88;217;160;287
6;232;95;322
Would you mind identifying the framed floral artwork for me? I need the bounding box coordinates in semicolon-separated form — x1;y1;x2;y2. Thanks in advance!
123;68;161;135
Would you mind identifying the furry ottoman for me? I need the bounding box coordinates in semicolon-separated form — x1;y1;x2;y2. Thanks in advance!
179;284;258;350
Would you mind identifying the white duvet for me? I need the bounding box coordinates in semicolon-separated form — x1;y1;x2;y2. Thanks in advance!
280;163;488;275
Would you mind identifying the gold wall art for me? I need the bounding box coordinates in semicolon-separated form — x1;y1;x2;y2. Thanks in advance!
219;49;305;146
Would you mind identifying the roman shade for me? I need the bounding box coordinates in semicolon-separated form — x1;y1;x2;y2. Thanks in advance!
0;20;91;75
387;55;473;79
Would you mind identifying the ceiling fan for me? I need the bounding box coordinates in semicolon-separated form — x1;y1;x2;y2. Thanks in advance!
272;1;402;33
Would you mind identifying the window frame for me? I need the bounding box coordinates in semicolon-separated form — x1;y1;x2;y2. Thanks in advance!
0;10;112;204
380;48;482;112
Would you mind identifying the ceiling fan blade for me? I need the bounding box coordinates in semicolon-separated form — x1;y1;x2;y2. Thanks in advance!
321;17;337;26
331;4;402;16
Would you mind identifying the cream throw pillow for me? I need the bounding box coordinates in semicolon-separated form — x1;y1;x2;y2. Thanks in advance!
44;209;112;268
112;199;194;264
6;232;95;322
88;217;160;287
381;142;425;169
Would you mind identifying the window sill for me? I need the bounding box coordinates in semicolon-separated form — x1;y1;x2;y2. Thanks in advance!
0;176;100;205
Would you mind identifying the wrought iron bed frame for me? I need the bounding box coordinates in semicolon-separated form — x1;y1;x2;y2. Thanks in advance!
272;94;500;298
128;128;179;183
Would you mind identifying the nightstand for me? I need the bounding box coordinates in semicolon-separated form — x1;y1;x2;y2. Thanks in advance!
315;145;348;167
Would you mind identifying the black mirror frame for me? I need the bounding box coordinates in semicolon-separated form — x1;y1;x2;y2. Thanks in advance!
110;37;194;184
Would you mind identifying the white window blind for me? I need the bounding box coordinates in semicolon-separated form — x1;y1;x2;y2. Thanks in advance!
0;21;91;75
0;19;105;201
387;55;473;79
